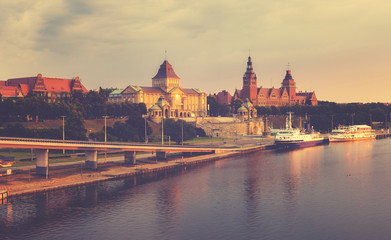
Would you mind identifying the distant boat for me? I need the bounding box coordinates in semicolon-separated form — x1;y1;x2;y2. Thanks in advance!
0;155;15;167
329;125;376;142
274;112;324;148
0;159;14;167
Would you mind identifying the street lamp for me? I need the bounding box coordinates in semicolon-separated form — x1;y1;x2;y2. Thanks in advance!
144;116;148;144
181;119;184;146
103;115;108;143
161;112;164;145
103;115;108;162
61;116;66;154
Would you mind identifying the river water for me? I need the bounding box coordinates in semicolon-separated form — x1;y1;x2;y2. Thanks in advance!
1;138;391;240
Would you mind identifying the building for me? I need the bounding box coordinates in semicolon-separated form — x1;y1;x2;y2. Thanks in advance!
108;59;207;119
0;74;88;102
212;90;232;105
237;98;257;120
233;56;317;106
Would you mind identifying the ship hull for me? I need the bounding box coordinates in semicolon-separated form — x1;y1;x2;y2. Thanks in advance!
275;139;325;148
329;136;376;142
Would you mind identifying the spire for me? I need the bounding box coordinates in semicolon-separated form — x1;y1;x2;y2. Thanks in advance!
247;56;253;71
152;60;180;79
284;69;293;81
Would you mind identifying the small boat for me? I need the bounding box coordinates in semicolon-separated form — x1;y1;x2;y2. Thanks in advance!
329;125;376;142
275;112;324;148
0;159;14;167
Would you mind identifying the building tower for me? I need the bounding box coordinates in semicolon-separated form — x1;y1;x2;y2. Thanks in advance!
281;69;296;104
241;56;258;104
152;60;181;92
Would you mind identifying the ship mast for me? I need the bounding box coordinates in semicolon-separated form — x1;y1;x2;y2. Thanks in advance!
287;112;293;129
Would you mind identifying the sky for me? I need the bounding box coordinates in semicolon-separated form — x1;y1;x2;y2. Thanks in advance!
0;0;390;103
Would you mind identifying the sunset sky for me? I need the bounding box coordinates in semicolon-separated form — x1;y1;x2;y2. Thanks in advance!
0;0;390;103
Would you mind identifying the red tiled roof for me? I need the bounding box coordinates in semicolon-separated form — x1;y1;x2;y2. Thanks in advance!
7;77;37;88
182;88;199;94
152;60;180;79
296;92;314;97
139;86;165;93
234;89;242;97
0;81;6;86
43;78;72;93
257;87;269;97
19;84;30;96
5;75;88;94
0;86;21;98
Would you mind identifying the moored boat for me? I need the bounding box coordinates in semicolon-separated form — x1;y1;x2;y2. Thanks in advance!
329;125;376;142
275;113;324;148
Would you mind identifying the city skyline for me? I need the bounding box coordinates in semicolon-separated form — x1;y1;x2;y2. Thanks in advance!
0;0;390;103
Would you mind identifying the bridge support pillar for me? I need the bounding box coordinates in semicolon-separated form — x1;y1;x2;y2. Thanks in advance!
124;151;136;165
85;150;98;169
156;151;167;160
36;149;49;176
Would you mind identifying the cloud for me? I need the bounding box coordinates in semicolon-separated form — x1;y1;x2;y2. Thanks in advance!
0;0;390;101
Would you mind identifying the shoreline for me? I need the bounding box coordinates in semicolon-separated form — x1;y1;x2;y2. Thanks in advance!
1;143;275;198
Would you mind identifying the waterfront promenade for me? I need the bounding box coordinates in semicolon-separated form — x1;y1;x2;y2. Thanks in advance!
2;133;390;198
0;137;274;198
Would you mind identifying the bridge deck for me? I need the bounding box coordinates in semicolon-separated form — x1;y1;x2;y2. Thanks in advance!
0;137;239;152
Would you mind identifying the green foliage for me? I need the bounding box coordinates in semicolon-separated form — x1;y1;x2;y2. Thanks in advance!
207;96;232;117
163;119;197;144
64;106;87;140
90;114;151;143
255;102;391;132
230;99;243;114
0;123;62;139
196;127;206;137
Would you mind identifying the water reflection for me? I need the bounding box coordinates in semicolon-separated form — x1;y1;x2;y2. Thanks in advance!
0;139;391;240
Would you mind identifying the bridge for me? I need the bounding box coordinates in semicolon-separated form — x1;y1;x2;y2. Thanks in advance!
0;137;238;176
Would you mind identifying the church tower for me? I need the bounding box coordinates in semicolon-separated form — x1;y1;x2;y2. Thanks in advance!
241;56;258;104
152;60;181;92
281;69;296;104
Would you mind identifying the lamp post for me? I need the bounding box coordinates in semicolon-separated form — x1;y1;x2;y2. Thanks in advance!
61;116;66;154
103;115;108;162
103;116;108;143
181;119;184;146
143;114;148;144
161;113;164;145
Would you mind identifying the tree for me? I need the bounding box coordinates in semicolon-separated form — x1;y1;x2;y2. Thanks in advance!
64;107;87;140
207;96;218;116
163;119;196;144
230;99;243;114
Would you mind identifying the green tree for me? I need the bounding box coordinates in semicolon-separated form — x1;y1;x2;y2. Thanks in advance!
163;119;196;144
64;107;87;140
230;99;243;114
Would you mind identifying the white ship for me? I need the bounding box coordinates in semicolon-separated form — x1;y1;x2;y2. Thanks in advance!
329;125;376;142
275;113;324;148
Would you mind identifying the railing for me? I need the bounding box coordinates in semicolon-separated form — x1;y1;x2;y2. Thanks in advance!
0;136;238;150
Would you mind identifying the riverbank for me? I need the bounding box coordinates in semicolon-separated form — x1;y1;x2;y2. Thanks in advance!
0;142;275;198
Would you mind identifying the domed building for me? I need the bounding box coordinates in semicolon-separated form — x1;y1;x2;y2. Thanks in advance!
237;98;257;120
109;59;207;120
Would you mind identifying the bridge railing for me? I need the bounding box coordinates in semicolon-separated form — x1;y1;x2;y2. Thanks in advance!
0;136;237;150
